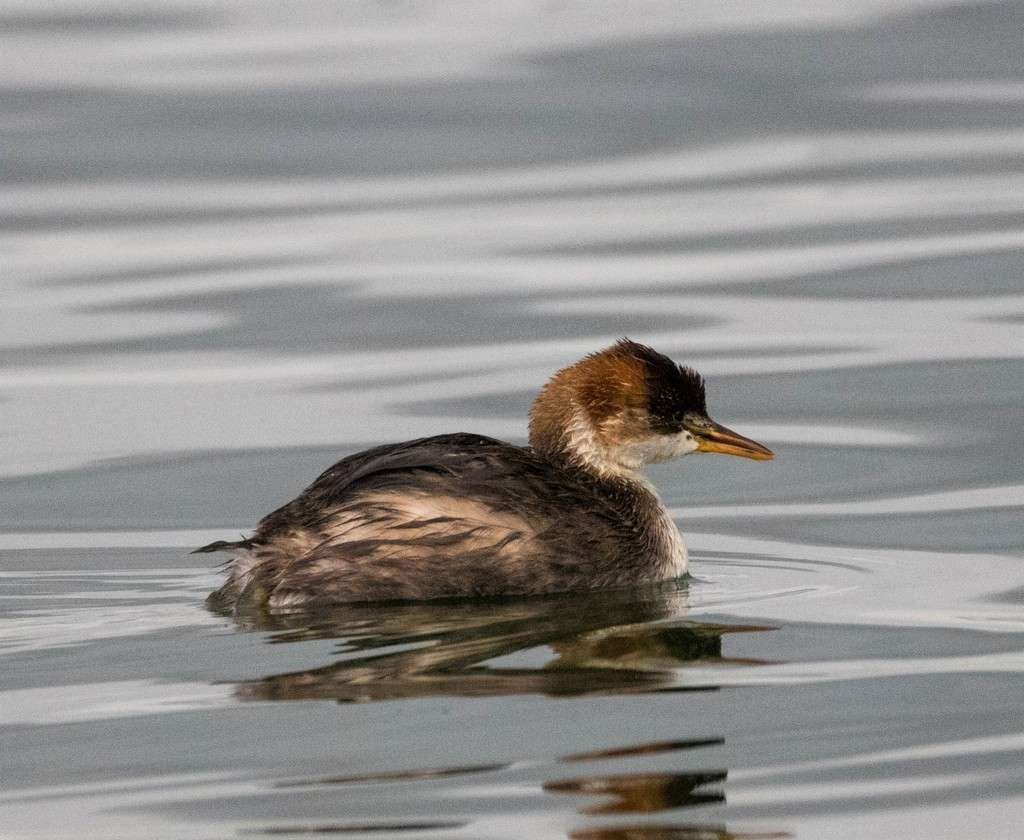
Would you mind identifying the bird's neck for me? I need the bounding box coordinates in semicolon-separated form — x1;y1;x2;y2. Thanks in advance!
535;443;688;581
530;397;643;481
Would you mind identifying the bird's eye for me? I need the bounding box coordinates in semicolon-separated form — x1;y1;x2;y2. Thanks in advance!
683;412;709;429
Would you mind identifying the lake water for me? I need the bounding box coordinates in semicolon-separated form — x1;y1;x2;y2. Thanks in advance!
2;1;1024;838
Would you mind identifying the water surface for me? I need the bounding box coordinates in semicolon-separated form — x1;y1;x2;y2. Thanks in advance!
2;2;1023;838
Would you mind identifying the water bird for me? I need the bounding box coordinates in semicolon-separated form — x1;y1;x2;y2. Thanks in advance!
200;340;773;609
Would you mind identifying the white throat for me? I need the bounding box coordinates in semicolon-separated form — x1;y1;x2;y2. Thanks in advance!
563;404;699;479
560;405;690;579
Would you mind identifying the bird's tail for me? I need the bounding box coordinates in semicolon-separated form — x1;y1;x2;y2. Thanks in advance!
192;536;255;555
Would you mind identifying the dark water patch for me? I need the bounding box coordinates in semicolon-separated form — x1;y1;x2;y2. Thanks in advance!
986;585;1024;605
688;618;1024;673
528;3;1024;83
0;10;212;33
707;357;1023;423
514;212;1024;260
727;505;1024;554
7;4;1024;185
10;160;1024;234
0;446;342;531
0;285;711;365
391;345;859;418
545;770;727;814
681;248;1024;299
736;735;1024;789
985;312;1024;324
44;255;320;289
394;356;1023;428
715;773;1024;823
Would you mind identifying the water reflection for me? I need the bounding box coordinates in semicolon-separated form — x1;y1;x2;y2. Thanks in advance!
546;770;727;814
564;739;725;762
244;821;468;835
569;826;791;840
276;763;509;789
222;585;774;703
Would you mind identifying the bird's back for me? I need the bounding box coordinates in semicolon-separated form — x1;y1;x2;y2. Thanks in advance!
205;434;676;609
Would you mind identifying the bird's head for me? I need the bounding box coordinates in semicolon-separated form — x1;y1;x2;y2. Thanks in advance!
529;339;773;478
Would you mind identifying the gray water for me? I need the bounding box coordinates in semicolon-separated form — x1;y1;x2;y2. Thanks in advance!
2;1;1024;838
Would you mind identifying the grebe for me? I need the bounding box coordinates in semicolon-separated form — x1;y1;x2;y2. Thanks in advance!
200;340;773;609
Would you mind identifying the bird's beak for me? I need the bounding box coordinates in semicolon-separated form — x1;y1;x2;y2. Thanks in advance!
689;419;774;461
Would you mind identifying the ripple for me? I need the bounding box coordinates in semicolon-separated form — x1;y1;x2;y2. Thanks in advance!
0;600;222;655
673;483;1024;519
854;81;1024;104
0;679;234;725
0;529;239;549
689;533;1024;633
4;3;1024;838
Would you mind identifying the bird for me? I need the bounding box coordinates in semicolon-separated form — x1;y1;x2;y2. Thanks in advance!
199;339;773;610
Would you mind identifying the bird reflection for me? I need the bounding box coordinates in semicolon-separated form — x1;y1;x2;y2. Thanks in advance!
220;583;774;703
569;826;791;839
546;769;727;814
